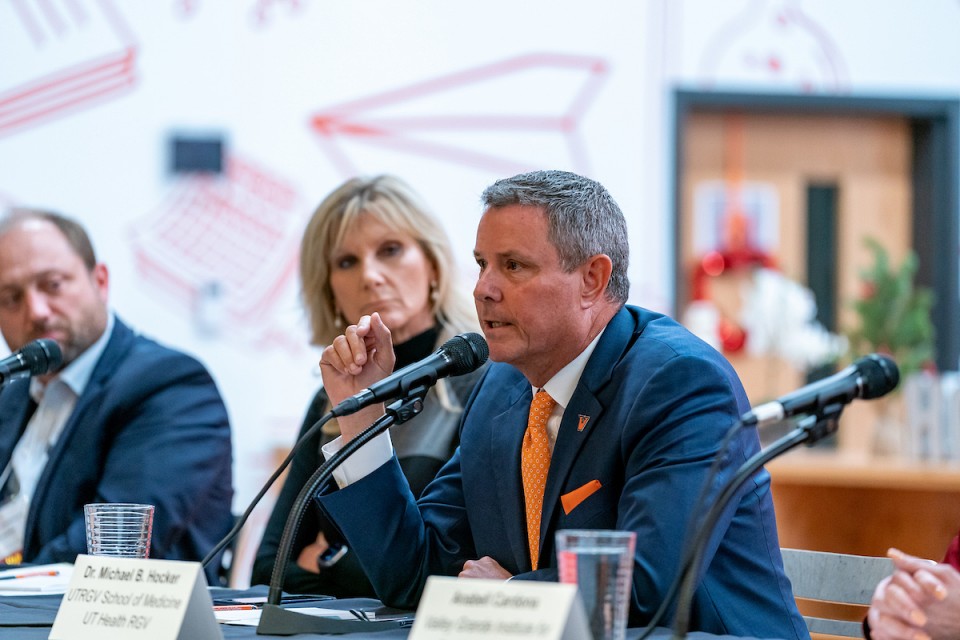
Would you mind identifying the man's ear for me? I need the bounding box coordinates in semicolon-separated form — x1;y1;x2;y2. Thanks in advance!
92;263;109;303
580;254;613;308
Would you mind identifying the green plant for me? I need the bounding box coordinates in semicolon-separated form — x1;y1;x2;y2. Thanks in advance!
845;237;935;377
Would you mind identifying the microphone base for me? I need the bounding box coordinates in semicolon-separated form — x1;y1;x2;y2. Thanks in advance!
256;603;412;635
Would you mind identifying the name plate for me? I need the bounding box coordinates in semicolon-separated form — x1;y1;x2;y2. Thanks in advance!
410;576;589;640
50;555;221;640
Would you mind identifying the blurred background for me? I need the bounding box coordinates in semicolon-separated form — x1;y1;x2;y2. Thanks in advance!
3;0;959;584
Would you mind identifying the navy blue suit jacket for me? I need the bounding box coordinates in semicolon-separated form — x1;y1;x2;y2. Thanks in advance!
317;306;808;639
0;318;233;582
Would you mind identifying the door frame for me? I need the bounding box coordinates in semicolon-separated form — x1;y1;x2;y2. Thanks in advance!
672;90;960;371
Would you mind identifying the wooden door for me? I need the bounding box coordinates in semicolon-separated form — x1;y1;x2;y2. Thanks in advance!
679;110;912;447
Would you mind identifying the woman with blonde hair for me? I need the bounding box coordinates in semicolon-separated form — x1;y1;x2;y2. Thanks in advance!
252;175;484;597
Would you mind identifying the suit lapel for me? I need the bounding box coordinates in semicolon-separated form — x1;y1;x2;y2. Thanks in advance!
538;308;638;564
540;393;603;535
25;320;133;548
490;378;534;572
0;381;33;469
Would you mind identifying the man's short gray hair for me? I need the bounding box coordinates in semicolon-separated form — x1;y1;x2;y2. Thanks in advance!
481;170;629;304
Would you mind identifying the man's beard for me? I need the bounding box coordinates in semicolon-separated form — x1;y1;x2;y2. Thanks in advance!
29;326;86;371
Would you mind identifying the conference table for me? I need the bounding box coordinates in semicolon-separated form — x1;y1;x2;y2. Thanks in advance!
0;585;771;639
0;587;412;639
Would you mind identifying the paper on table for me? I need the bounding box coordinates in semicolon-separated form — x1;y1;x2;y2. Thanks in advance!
0;563;74;594
215;609;262;625
216;606;368;627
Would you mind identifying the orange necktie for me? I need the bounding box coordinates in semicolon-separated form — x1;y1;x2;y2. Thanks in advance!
521;389;556;570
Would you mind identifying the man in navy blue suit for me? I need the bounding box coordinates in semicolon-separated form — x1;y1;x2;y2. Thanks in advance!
0;209;233;582
316;170;808;638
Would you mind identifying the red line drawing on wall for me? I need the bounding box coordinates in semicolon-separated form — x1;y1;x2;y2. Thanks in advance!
0;0;138;138
172;0;201;19
250;0;304;27
310;53;609;177
130;157;306;343
171;0;304;26
698;0;848;92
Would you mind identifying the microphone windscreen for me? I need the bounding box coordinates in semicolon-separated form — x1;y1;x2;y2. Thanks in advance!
25;339;63;375
443;333;489;375
856;353;900;399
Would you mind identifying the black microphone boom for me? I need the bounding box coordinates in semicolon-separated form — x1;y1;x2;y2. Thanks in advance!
201;332;488;600
672;354;901;640
331;332;489;417
742;353;900;427
0;339;63;386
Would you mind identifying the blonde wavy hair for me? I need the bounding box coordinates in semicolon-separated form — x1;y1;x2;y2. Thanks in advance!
300;175;477;346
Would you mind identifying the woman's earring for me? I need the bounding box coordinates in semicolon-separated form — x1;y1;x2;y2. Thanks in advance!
333;309;345;330
429;280;439;303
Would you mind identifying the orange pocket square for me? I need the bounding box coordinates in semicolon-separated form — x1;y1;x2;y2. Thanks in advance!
561;479;602;515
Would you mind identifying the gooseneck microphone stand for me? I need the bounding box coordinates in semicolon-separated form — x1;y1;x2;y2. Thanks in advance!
256;389;428;636
201;412;338;571
670;403;845;640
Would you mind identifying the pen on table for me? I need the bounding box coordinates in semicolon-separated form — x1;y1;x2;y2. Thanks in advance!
0;570;60;581
213;604;258;611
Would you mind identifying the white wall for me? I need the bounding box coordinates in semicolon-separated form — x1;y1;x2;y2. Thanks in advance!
2;0;959;532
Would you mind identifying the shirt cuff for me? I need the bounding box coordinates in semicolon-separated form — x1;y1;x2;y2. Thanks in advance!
320;432;394;489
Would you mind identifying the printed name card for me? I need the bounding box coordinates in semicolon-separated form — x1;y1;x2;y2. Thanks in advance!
410;576;589;639
50;555;221;640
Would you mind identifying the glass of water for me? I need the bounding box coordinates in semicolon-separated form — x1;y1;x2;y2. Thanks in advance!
84;503;154;558
556;529;636;640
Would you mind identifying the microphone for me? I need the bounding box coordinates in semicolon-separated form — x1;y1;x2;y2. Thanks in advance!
0;339;63;386
331;332;489;417
742;353;900;426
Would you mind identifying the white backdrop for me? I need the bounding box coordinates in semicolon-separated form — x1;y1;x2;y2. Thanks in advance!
2;0;959;552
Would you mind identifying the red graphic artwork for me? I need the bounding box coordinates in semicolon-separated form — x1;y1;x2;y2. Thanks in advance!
698;0;848;92
130;157;305;346
172;0;201;19
0;0;138;137
310;53;610;177
172;0;304;26
130;54;610;349
250;0;303;27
